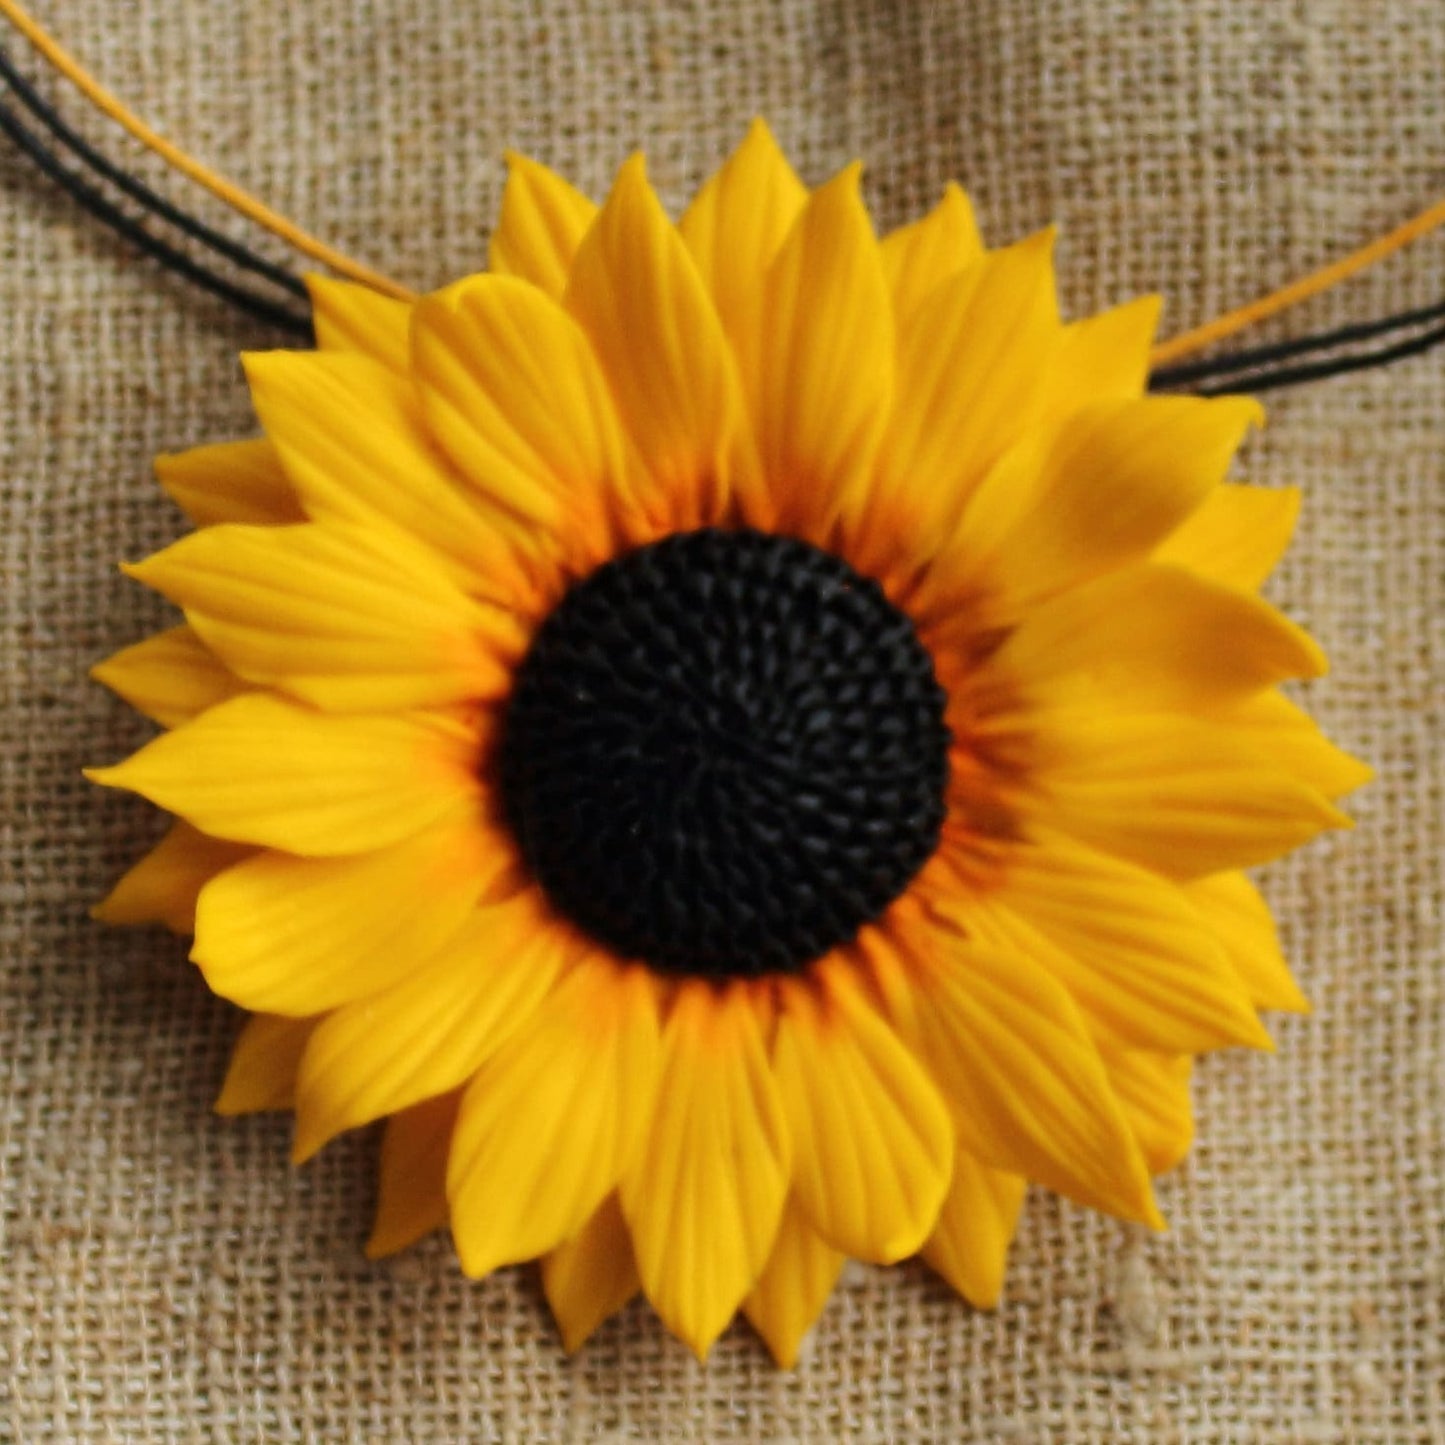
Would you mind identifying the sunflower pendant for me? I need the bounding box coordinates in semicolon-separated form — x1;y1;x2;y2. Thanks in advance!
88;121;1368;1365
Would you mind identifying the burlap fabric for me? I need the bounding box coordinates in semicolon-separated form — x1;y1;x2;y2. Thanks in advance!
2;1;1442;1439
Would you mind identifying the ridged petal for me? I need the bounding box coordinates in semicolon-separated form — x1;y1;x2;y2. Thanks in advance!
919;1150;1027;1309
879;182;984;325
933;836;1269;1053
1106;1051;1194;1175
1039;295;1161;422
448;962;662;1278
292;893;571;1160
87;694;482;856
950;395;1263;617
489;152;598;299
1026;711;1352;878
1219;690;1373;798
749;164;893;534
541;1194;641;1353
679;118;808;354
742;1195;845;1368
871;912;1160;1226
91;625;245;729
243;350;542;600
215;1012;319;1115
980;563;1326;714
1153;483;1301;590
193;812;504;1017
91;819;252;932
772;970;953;1261
155;438;304;528
411;274;641;550
306;275;412;376
565;154;762;526
621;980;792;1359
125;522;522;712
1185;872;1311;1013
860;231;1057;556
366;1091;461;1258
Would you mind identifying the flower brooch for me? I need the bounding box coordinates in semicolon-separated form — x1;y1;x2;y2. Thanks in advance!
87;122;1369;1363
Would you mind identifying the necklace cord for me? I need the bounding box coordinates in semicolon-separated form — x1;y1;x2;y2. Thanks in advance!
0;0;415;301
0;90;313;336
0;44;309;302
0;0;1441;371
1149;196;1445;366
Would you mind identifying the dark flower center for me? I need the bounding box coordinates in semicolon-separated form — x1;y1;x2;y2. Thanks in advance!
497;528;951;979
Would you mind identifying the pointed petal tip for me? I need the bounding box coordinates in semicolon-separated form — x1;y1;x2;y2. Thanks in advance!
618;150;649;185
826;159;865;197
1244;1015;1277;1053
1132;292;1166;336
290;1121;328;1167
363;1222;422;1261
213;1087;250;1119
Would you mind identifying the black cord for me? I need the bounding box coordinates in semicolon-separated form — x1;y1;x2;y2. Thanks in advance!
0;45;308;301
1188;318;1445;396
1150;296;1445;390
0;100;312;338
2;37;1438;390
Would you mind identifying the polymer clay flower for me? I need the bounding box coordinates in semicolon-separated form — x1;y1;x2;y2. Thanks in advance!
90;121;1367;1364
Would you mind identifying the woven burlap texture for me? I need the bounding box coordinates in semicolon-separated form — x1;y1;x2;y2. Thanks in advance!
2;1;1442;1439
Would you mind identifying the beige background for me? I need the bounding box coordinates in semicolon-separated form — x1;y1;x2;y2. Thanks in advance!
2;1;1442;1439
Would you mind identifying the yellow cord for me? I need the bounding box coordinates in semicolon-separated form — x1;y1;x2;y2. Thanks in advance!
3;0;1441;347
0;0;416;300
1150;196;1445;366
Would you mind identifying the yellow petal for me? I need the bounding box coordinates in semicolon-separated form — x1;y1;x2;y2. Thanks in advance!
1184;872;1311;1013
982;563;1326;715
1026;711;1352;879
876;916;1160;1227
879;181;984;325
679;118;808;350
125;522;521;712
366;1091;461;1258
87;694;482;856
1219;690;1373;798
215;1012;319;1115
863;230;1057;552
919;1150;1027;1309
934;835;1269;1053
489;151;598;299
91;819;252;932
1106;1051;1194;1175
91;625;245;729
541;1194;641;1353
193;813;504;1017
1038;294;1162;423
771;969;953;1262
243;350;542;600
411;275;640;546
742;1195;845;1368
954;395;1263;617
448;962;662;1278
306;275;413;376
1153;483;1301;591
155;438;304;528
292;894;570;1160
621;980;792;1359
749;163;893;535
565;153;762;527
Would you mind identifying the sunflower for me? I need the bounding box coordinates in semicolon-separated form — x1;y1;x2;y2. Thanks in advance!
89;120;1368;1365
